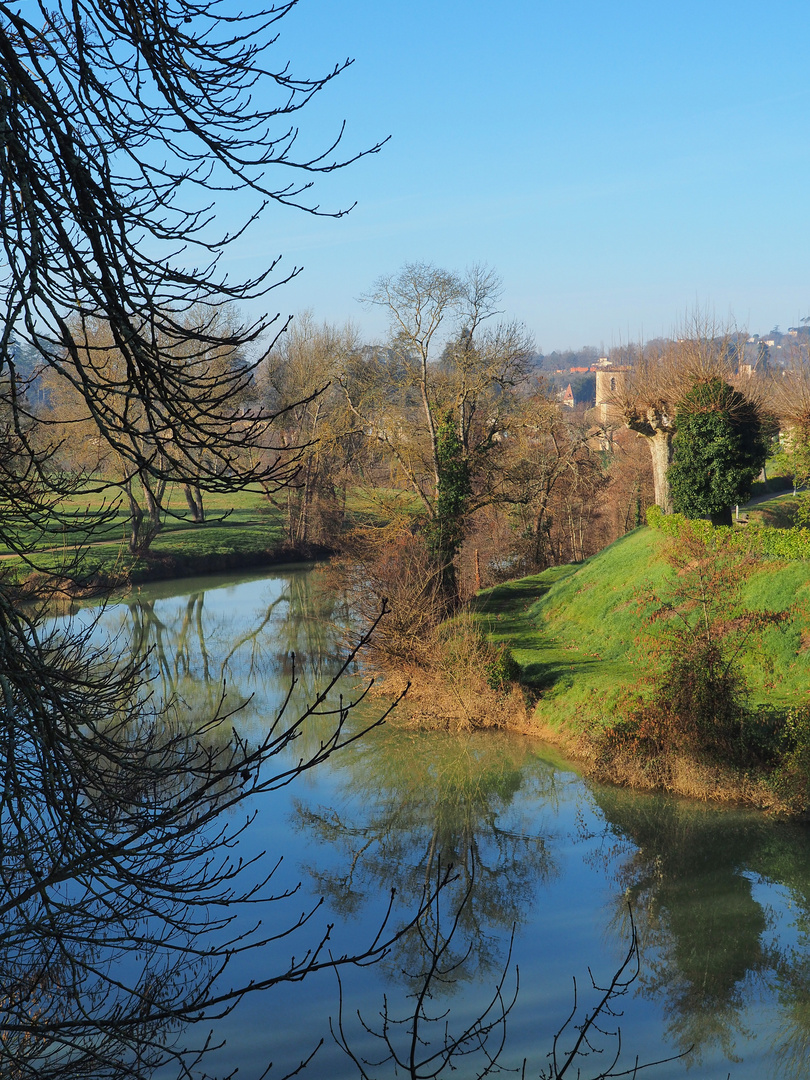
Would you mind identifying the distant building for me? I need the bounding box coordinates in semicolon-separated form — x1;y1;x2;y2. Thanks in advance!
594;367;629;425
557;383;575;408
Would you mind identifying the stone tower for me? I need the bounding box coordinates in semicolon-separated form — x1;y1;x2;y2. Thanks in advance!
594;368;628;425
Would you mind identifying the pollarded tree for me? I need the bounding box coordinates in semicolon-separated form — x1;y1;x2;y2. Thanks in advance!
607;316;754;514
769;347;810;519
668;377;768;527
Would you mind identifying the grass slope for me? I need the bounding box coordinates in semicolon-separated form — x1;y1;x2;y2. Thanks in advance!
473;527;810;731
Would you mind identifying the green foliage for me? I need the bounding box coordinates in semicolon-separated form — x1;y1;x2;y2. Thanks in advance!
647;503;810;560
773;706;810;811
423;412;472;597
778;419;810;494
429;411;472;559
482;643;522;691
646;504;715;542
796;493;810;528
623;524;790;763
435;616;520;693
667;377;767;522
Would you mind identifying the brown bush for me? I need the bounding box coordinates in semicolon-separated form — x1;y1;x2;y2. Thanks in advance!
323;528;526;729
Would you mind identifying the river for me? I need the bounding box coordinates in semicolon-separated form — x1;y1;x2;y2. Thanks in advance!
77;565;810;1079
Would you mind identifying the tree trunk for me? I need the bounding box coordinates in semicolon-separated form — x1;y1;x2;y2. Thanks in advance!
143;476;163;533
646;430;675;514
125;483;145;555
710;506;733;527
626;408;675;514
183;484;205;523
126;475;163;555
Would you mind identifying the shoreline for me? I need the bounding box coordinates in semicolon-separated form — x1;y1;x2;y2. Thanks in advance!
22;528;809;819
16;539;336;600
520;712;797;816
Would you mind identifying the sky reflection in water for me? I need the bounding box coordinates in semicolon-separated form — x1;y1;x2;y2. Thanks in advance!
79;567;810;1080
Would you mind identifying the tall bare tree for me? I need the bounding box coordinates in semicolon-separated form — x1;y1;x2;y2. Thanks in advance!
0;1;405;1075
340;263;533;598
257;313;361;546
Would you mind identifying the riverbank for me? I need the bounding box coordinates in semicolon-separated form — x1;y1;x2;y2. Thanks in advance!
6;481;413;596
471;525;810;815
4;485;343;598
13;534;335;600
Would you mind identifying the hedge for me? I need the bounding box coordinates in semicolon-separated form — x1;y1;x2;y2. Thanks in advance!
646;505;810;560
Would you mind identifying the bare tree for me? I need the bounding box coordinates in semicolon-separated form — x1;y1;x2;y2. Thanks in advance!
256;314;362;547
0;0;386;542
0;0;412;1076
768;346;810;508
333;883;684;1080
0;595;422;1080
340;263;533;598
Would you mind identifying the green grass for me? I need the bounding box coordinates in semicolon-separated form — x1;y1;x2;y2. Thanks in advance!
749;472;795;498
2;480;419;585
472;526;810;731
746;494;802;529
1;485;288;583
342;485;424;526
0;485;277;554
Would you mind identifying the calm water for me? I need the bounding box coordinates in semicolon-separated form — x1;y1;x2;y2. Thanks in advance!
79;567;810;1079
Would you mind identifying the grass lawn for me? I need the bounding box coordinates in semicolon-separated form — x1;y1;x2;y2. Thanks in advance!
2;480;419;585
472;522;810;732
746;493;802;529
2;484;288;583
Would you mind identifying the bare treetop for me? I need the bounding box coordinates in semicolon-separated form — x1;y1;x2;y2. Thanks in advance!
0;0;386;498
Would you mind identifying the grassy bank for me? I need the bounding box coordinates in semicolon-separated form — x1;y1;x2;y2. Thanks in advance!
472;525;810;811
3;487;308;590
5;484;421;591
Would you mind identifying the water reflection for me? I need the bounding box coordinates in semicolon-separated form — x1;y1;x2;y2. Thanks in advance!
293;729;559;985
76;570;810;1079
590;785;810;1074
95;569;364;755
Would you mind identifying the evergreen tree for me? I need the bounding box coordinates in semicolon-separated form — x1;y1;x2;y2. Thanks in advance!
668;377;767;527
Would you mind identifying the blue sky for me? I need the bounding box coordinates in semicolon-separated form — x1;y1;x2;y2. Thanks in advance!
222;0;810;352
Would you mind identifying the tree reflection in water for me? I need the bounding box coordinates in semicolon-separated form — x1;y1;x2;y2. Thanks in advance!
69;571;810;1079
291;729;559;988
6;568;414;1079
589;784;810;1075
100;570;360;754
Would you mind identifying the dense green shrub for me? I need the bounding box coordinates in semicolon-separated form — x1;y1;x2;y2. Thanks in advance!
605;521;791;766
773;705;810;812
482;643;522;692
435;617;520;692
